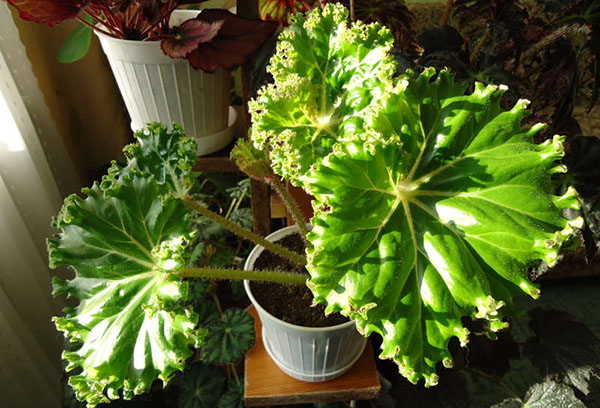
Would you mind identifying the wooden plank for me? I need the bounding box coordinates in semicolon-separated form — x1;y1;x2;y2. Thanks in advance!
270;188;287;218
250;179;272;235
285;182;314;225
193;156;239;173
237;0;260;130
244;306;381;407
237;0;272;234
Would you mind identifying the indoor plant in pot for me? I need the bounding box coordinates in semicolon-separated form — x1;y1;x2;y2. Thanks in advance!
6;0;277;155
45;3;581;406
243;223;368;383
231;140;368;382
246;3;582;386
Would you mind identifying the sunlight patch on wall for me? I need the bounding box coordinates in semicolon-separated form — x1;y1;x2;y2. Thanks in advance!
0;89;25;152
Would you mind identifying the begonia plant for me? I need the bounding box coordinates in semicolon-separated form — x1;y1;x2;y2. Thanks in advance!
247;3;582;385
47;3;582;406
49;123;307;406
6;0;276;70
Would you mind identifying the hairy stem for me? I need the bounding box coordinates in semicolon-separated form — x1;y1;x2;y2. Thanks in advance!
517;23;581;73
186;198;307;266
267;177;310;239
179;266;307;285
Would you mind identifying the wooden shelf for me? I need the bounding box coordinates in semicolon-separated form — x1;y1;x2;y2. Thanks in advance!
193;140;239;173
244;306;381;407
193;104;246;173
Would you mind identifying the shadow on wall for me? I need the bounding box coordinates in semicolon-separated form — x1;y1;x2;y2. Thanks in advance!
10;8;131;185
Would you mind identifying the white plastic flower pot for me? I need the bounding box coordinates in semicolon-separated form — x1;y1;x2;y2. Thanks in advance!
244;225;367;382
96;10;235;156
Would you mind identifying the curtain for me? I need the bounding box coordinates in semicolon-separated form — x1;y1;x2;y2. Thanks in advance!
0;4;80;407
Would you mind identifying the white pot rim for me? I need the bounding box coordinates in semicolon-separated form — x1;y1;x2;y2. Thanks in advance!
94;9;201;44
244;224;356;332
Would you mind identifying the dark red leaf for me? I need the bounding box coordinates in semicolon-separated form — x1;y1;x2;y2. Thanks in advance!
183;9;277;72
141;0;162;25
175;0;210;4
258;0;318;26
161;18;224;59
6;0;88;27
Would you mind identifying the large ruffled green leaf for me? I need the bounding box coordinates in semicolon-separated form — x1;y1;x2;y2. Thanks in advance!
306;69;582;386
49;175;199;406
102;123;198;199
250;3;396;188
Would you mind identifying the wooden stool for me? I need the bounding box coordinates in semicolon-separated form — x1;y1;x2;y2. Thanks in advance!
244;306;381;406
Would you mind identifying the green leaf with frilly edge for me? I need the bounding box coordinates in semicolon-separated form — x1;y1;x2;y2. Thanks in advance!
250;3;396;189
230;138;274;181
101;123;198;199
49;175;199;406
306;68;582;386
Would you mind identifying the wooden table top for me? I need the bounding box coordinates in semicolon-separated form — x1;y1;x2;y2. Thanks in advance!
244;306;381;407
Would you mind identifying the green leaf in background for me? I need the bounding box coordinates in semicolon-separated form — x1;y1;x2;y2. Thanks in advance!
306;68;582;386
250;3;396;189
200;309;255;364
492;381;586;408
102;123;198;199
194;297;221;327
524;309;600;395
169;363;226;408
49;176;199;406
57;19;92;64
562;136;600;259
217;382;244;408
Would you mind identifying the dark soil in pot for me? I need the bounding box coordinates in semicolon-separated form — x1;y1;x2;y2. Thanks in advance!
250;232;348;328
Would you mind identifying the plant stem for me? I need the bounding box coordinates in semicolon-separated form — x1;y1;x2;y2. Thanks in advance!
185;198;307;266
209;285;224;316
349;0;355;21
267;177;310;239
141;2;178;38
440;0;455;26
179;266;308;285
230;364;241;386
517;23;581;73
77;15;116;38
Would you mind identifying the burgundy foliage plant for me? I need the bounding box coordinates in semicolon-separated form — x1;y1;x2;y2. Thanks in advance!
5;0;277;72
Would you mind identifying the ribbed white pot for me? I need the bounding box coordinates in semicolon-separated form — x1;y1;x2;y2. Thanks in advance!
96;10;235;155
244;225;367;382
